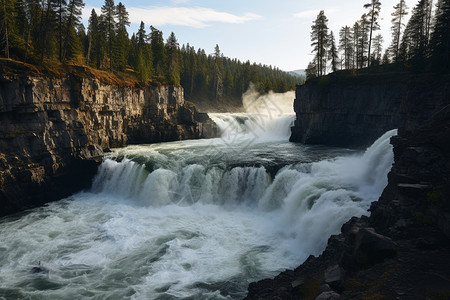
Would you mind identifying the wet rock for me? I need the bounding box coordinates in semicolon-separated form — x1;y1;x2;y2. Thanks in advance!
354;228;397;268
323;265;344;286
320;283;332;292
291;278;304;288
31;262;48;274
315;291;340;300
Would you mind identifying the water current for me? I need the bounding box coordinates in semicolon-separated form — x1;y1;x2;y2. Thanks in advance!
0;92;396;299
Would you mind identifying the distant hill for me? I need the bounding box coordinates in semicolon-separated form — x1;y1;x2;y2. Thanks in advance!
288;69;306;78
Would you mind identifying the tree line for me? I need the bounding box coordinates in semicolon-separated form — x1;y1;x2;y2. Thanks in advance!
307;0;450;78
0;0;299;102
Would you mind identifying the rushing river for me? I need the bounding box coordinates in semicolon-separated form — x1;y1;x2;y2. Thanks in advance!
0;94;396;299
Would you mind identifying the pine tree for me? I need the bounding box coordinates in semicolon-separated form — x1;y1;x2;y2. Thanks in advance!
181;43;197;97
137;45;152;81
15;0;27;38
55;0;66;61
165;32;180;84
150;26;166;77
63;0;84;61
355;15;369;69
306;59;318;79
425;0;434;45
1;0;29;59
213;44;223;100
339;26;353;69
25;0;42;62
38;0;58;62
429;0;450;71
353;21;360;69
100;0;115;69
364;0;382;67
328;31;339;72
400;0;432;62
75;22;85;59
311;10;329;76
382;49;390;64
87;8;104;67
360;14;370;68
86;9;95;65
389;0;408;62
137;21;146;47
0;0;299;98
371;34;383;65
113;2;129;70
7;0;28;59
132;21;152;80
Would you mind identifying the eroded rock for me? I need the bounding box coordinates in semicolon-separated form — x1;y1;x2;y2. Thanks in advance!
0;75;218;217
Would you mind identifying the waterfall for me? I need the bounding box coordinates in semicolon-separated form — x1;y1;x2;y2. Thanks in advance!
92;127;397;257
0;107;397;300
209;113;295;141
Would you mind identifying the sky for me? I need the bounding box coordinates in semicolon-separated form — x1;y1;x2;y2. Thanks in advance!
81;0;417;72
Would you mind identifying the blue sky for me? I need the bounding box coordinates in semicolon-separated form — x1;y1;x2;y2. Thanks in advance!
81;0;416;71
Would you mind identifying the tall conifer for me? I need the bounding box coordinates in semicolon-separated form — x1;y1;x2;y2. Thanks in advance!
311;10;329;76
364;0;382;67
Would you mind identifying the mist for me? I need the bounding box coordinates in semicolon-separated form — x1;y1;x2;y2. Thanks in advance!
242;83;295;115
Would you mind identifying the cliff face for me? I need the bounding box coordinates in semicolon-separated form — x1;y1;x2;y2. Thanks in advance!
0;75;218;217
246;73;450;299
247;104;450;299
290;73;450;148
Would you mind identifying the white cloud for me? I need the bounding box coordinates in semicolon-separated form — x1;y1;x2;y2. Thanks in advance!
293;10;320;19
83;6;261;28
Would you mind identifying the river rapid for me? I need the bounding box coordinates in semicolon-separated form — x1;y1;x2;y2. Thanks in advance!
0;91;396;299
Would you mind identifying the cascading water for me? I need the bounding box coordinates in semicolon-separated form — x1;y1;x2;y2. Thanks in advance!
0;92;397;299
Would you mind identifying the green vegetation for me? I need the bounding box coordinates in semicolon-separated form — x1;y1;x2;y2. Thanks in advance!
307;0;450;79
309;10;329;77
0;0;300;104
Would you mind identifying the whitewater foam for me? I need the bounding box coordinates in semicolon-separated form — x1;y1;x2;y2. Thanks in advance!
0;107;397;299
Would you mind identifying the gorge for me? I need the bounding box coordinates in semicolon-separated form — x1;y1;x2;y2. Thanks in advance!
0;67;449;299
0;98;397;299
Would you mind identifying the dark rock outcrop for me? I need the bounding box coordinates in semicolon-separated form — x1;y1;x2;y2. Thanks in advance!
290;73;450;148
0;75;218;217
246;75;450;299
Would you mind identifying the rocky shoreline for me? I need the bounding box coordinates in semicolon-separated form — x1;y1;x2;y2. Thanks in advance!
1;68;449;299
246;74;450;299
0;73;218;217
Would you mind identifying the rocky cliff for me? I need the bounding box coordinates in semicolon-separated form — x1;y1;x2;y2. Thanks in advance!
246;73;450;299
290;73;450;148
0;73;218;217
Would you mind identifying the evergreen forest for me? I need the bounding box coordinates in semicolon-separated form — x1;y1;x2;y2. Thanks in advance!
307;0;450;78
0;0;300;105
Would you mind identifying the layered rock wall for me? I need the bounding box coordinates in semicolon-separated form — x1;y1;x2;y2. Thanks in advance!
290;73;450;147
0;75;217;216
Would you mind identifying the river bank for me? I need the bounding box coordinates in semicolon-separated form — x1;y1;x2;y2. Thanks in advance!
0;68;217;217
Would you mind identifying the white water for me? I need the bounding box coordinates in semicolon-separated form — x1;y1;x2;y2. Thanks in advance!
0;95;397;299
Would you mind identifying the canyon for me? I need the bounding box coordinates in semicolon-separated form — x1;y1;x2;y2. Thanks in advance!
1;65;450;299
